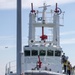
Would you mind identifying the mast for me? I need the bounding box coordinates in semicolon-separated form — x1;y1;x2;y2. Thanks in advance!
40;3;48;41
53;3;62;46
29;3;36;45
17;0;22;75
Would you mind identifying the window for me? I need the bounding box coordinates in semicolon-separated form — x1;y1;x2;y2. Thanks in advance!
24;50;30;56
47;50;53;56
32;50;38;56
39;50;46;56
55;50;61;56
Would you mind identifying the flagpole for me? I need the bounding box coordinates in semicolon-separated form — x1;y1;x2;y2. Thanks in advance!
17;0;22;75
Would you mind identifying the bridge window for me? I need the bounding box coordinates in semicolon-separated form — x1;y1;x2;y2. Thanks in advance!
47;50;53;56
55;50;61;56
39;50;46;56
32;50;38;56
24;50;30;56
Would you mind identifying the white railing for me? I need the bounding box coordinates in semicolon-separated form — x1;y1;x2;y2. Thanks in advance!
5;60;16;75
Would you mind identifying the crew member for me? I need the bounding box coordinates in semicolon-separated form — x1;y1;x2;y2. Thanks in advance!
67;62;72;75
62;53;66;63
62;53;68;63
63;60;67;73
62;53;68;73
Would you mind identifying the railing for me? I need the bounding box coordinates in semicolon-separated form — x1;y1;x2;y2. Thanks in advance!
36;12;64;25
5;60;16;75
5;60;75;75
36;16;53;24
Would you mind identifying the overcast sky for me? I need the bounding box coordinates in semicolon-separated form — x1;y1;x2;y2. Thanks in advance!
0;0;75;9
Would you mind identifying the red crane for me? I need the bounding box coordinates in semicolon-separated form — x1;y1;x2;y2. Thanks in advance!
37;55;42;68
40;26;47;40
31;3;35;13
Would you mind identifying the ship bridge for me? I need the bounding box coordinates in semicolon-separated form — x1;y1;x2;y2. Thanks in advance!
24;44;62;73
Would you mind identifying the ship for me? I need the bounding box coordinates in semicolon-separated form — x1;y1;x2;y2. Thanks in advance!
5;1;75;75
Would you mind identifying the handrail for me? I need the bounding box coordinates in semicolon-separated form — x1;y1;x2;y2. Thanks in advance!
5;60;16;75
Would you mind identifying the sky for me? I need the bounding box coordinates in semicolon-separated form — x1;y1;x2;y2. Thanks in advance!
0;0;75;75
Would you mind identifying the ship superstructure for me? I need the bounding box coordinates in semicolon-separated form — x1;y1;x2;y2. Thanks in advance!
5;2;67;75
24;3;63;73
